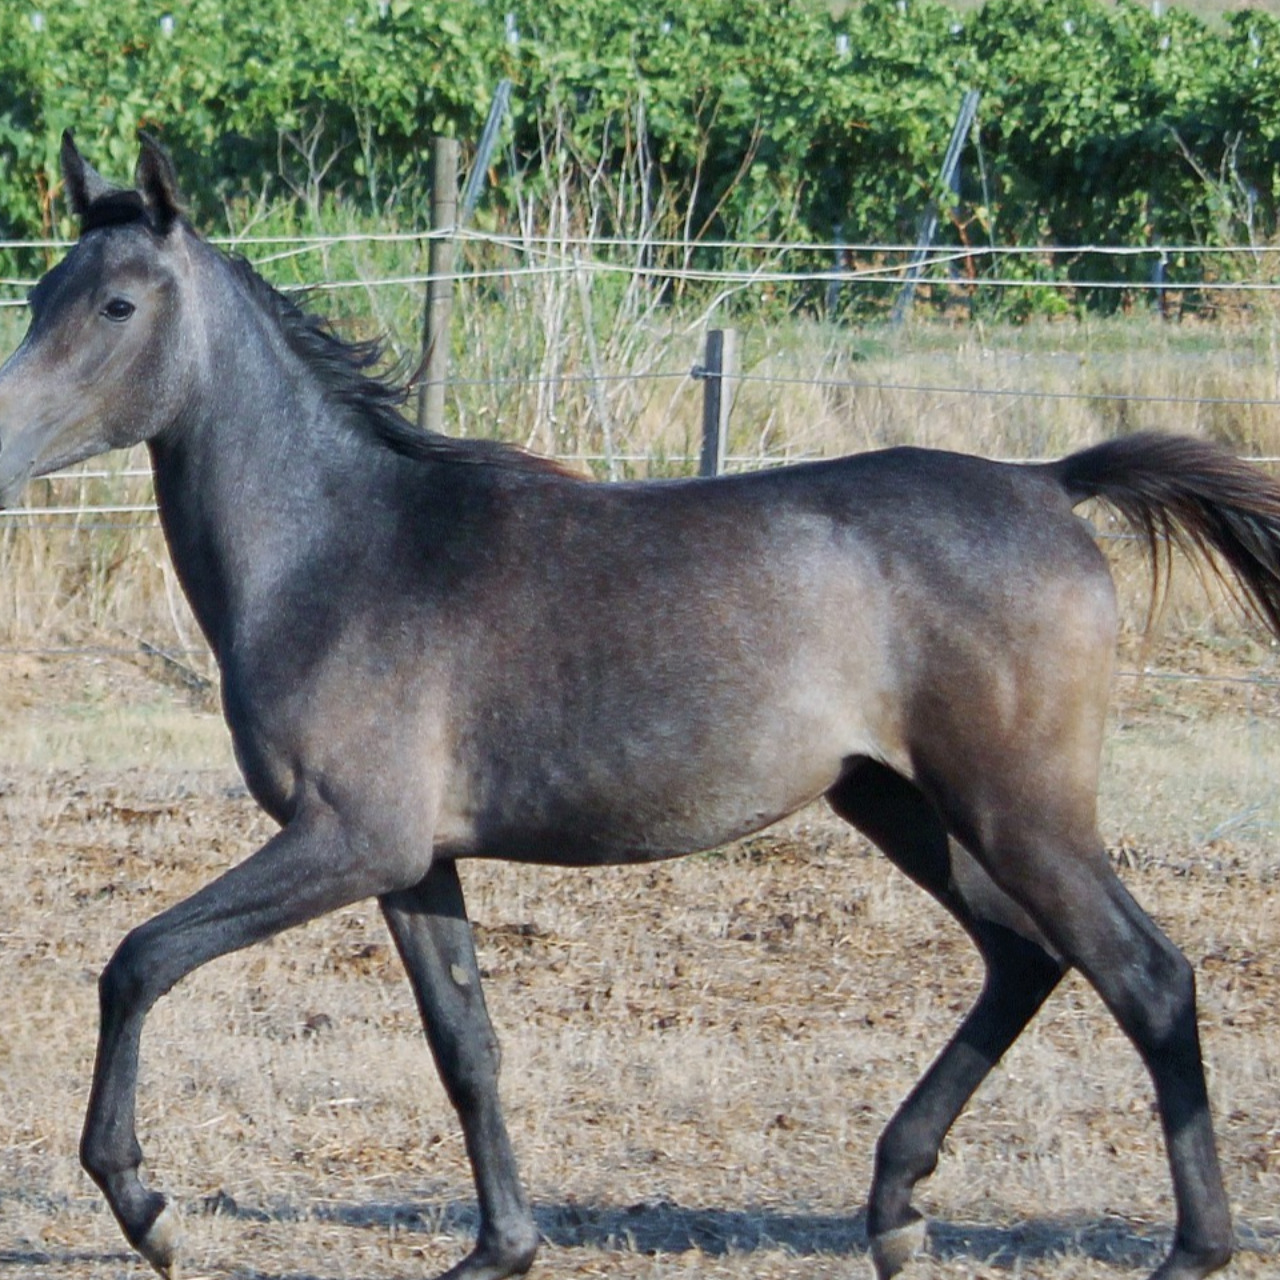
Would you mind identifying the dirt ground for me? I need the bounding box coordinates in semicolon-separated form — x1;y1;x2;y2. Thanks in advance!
0;650;1277;1280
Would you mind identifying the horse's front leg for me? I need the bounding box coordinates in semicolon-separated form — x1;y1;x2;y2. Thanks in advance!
80;802;411;1279
380;861;539;1280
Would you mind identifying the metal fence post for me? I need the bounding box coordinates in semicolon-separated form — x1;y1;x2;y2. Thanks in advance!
460;80;512;227
696;328;738;478
891;88;980;326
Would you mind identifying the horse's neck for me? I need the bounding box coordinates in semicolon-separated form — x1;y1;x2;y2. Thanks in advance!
149;349;381;659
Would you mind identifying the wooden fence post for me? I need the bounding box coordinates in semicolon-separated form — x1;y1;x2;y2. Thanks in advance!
417;136;459;433
696;327;738;478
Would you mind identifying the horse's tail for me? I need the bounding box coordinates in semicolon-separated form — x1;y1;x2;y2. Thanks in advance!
1048;431;1280;637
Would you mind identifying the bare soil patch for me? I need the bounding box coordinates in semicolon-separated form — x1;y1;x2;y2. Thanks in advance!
0;650;1276;1279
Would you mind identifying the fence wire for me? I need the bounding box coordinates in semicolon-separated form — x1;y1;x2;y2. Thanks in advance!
4;231;1280;301
3;232;1280;695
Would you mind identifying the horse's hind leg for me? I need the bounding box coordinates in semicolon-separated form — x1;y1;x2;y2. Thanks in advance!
981;833;1232;1280
828;760;1067;1279
380;861;539;1280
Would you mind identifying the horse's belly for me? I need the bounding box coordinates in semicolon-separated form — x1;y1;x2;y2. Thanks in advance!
439;728;858;866
438;596;899;865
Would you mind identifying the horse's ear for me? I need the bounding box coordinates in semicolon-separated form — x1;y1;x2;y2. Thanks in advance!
135;133;183;233
61;131;114;219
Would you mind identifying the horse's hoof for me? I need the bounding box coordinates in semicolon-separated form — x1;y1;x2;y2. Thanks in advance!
869;1216;926;1279
138;1202;181;1280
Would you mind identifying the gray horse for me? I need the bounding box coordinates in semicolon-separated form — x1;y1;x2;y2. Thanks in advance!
1;134;1277;1280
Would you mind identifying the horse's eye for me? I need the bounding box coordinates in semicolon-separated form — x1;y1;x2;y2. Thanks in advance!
102;298;136;322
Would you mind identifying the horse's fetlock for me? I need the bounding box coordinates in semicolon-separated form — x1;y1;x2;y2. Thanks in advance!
80;1130;142;1184
467;1216;538;1280
874;1119;939;1187
498;1220;540;1272
1171;1228;1233;1277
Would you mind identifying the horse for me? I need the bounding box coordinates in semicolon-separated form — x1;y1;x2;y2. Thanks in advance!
1;134;1276;1280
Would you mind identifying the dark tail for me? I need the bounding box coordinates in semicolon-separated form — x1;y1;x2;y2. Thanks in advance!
1049;431;1280;637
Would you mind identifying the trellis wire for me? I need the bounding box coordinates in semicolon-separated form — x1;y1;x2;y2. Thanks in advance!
4;230;1280;303
12;231;1280;254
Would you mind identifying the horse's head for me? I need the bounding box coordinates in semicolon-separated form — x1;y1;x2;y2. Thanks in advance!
0;133;201;507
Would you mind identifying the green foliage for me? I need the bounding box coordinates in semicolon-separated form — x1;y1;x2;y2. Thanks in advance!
0;0;1276;317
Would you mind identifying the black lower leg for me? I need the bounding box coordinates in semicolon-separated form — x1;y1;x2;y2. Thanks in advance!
868;925;1063;1248
827;761;1067;1277
381;861;538;1280
1062;879;1232;1280
79;807;398;1279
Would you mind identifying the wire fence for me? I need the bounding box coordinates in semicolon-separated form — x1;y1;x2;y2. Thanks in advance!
3;229;1278;448
4;231;1280;696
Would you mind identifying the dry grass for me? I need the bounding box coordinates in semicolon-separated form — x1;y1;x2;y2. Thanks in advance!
445;295;1280;479
0;653;1276;1280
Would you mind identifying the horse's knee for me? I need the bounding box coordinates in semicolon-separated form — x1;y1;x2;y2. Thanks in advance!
100;905;209;1026
98;922;168;1019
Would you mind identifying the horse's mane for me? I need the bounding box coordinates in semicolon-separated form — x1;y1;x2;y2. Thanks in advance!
228;251;572;477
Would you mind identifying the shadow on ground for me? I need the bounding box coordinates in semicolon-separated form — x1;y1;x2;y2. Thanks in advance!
3;1192;1276;1278
148;1191;1280;1274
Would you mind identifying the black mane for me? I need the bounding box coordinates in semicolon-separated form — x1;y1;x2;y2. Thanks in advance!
227;256;573;477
